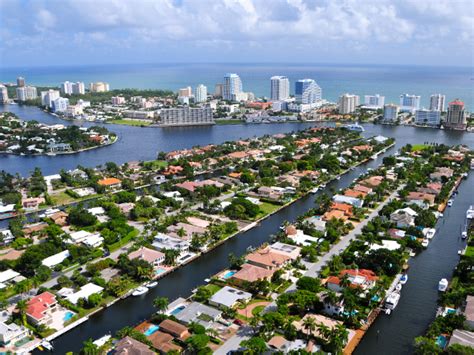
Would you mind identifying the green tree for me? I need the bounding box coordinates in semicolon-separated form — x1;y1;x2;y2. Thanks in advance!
240;336;267;354
153;296;169;313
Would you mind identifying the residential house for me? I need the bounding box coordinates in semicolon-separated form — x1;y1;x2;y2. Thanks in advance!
128;246;165;266
293;313;344;340
158;319;190;340
148;330;182;353
65;283;104;305
22;222;48;237
254;186;283;201
323;209;347;222
390;208;418;228
209;286;252;309
269;242;301;260
0;229;14;246
353;184;373;194
285;226;320;246
321;294;345;317
113;336;154;355
464;295;474;329
22;197;45;210
407;191;436;208
167;222;206;240
97;177;122;190
360;176;384;188
230;263;274;285
0;322;30;346
245;247;291;270
174;302;222;328
326;269;378;292
333;194;363;208
153;233;189;252
49;211;68;226
344;189;367;199
448;329;474;349
331;202;354;217
26;292;57;326
388;228;406;239
41;250;70;268
429;167;454;181
304;217;327;233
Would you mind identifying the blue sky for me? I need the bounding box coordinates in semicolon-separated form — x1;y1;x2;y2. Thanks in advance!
0;0;473;68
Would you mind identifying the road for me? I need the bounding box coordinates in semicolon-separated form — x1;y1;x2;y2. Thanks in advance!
215;185;403;354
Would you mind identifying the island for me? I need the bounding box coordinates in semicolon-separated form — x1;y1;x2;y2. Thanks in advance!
0;112;117;155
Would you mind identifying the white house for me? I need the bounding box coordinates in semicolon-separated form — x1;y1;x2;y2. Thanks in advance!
42;250;70;268
390;207;418;228
0;322;30;346
65;283;104;305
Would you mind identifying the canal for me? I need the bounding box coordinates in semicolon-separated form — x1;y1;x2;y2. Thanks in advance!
2;105;474;354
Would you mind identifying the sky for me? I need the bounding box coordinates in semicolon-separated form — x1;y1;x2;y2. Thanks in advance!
0;0;473;68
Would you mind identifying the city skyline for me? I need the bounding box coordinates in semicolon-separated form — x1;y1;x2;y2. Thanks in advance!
0;0;472;68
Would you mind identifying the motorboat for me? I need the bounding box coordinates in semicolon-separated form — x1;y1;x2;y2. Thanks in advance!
320;184;326;188
145;281;158;288
336;176;341;180
466;206;474;219
424;228;436;240
400;274;408;285
447;199;453;207
93;335;111;347
461;231;467;239
345;123;365;132
311;187;319;193
385;292;401;311
421;239;429;248
132;286;149;296
39;340;53;351
438;278;448;292
395;283;402;292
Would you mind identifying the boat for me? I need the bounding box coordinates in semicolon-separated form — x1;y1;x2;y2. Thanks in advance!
40;340;53;351
145;281;158;288
345;123;365;132
371;154;378;160
438;278;449;292
447;199;453;207
336;176;341;180
311;187;319;193
421;239;429;248
466;205;474;219
425;228;436;240
461;231;467;239
458;250;463;255
400;274;408;285
132;286;149;296
320;184;326;188
385;292;401;311
93;334;111;347
395;283;402;292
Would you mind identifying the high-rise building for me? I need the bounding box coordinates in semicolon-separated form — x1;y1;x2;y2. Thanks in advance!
195;84;208;103
111;96;126;105
0;85;9;103
51;97;70;113
223;73;242;101
61;81;74;95
295;79;321;104
364;94;385;109
414;109;441;126
16;86;37;101
338;93;360;114
429;94;445;112
270;76;290;101
383;104;399;122
89;82;110;92
41;90;60;108
159;105;214;127
399;93;421;113
445;99;467;130
178;86;193;97
214;84;223;98
17;77;25;87
72;82;85;95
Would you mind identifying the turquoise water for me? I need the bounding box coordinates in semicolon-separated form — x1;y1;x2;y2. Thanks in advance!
1;63;472;109
144;324;159;336
155;268;166;275
222;270;236;279
63;311;74;321
170;306;185;316
436;335;447;348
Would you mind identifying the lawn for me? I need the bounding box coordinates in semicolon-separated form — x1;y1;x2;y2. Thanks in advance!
215;119;245;125
143;160;168;170
109;119;152;126
464;246;474;257
203;283;222;295
411;144;430;152
255;201;281;219
51;191;76;205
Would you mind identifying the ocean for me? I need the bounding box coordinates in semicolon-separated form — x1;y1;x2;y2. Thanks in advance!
1;63;472;109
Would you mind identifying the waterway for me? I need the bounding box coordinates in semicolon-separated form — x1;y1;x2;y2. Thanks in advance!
2;105;473;354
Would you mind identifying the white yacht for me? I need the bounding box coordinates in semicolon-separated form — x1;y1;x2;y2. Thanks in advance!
132;286;149;296
438;278;449;292
466;206;474;219
461;231;468;239
385;292;401;311
421;239;429;248
400;274;408;285
345;123;365;132
447;199;453;207
145;281;158;288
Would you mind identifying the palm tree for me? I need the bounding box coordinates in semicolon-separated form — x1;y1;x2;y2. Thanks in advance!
328;323;349;354
153;296;169;314
16;300;28;326
249;313;261;335
302;316;316;343
81;338;98;355
316;322;332;342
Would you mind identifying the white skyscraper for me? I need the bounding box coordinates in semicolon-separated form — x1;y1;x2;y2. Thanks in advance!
223;73;242;101
270;76;290;101
51;97;70;113
195;84;208;103
295;79;321;104
364;94;385;109
16;86;37;101
41;90;60;108
61;81;74;95
0;85;9;103
338;93;360;114
429;94;445;112
383;104;399;122
73;82;85;95
414;109;441;126
399;93;421;113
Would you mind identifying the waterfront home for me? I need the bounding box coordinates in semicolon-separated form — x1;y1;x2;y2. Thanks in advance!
448;329;474;348
321;293;345;317
418;182;443;195
292;170;320;182
65;283;104;305
406;192;436;208
97;177;122;190
326;269;378;292
344;189;368;199
68;230;104;248
351;144;373;153
330;202;354;217
26;292;57;326
230;263;275;285
186;216;211;229
22;222;48;237
353;184;373;194
0;322;30;346
174;302;222;328
128;246;165;266
113;336;154;355
0;229;14;246
22;197;45;210
390;207;418;228
369;240;401;251
227;151;249;161
209;286;252;309
285;225;321;246
269;242;301;260
429;167;454;181
163;165;184;176
267;336;310;353
304;217;327;233
148;330;182;353
388;228;406;239
245;247;291;270
159;319;190;340
68;169;88;180
167;222;206;240
293;313;344;340
153;233;190;252
41;250;70;268
464;295;474;329
253;186;284;201
360;175;384;188
278;174;300;187
47;142;71;152
333;194;363;208
72;187;95;197
323;209;348;222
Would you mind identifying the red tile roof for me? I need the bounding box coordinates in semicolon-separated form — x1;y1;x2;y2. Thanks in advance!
27;292;56;320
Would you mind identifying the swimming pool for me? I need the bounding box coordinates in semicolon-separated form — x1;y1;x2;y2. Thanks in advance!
222;270;236;279
155;268;166;275
63;311;74;322
170;305;185;316
144;324;160;336
436;335;447;348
